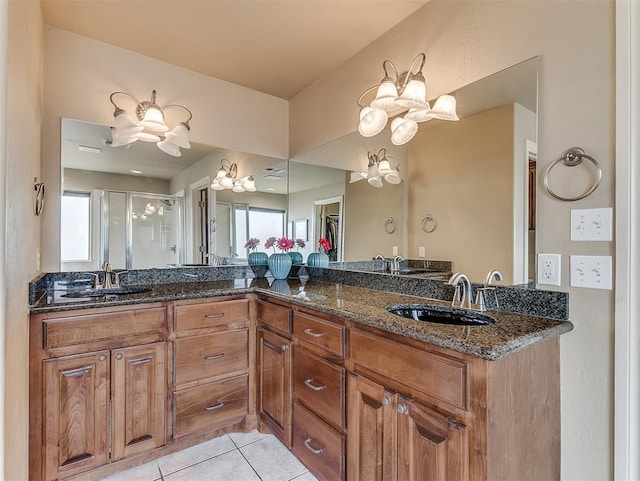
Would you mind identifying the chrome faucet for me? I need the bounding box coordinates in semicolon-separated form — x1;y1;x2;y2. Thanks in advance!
391;255;405;274
447;272;473;309
475;270;503;311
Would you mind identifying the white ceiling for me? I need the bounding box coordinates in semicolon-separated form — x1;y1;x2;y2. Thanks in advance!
41;0;430;100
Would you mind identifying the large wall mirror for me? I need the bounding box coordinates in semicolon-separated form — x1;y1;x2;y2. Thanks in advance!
288;57;538;285
60;118;287;270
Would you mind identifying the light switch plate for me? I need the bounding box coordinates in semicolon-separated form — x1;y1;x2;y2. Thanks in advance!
570;255;612;289
418;246;426;258
537;253;561;286
392;246;398;256
571;208;613;241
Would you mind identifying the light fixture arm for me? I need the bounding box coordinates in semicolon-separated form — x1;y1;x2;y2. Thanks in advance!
398;53;427;92
109;91;142;115
161;103;193;124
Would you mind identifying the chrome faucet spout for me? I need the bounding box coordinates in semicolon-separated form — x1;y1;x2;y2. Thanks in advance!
447;272;473;309
484;270;503;287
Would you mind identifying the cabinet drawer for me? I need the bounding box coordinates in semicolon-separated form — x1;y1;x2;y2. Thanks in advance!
174;375;248;437
175;299;249;331
292;401;344;481
174;329;248;386
43;307;166;349
350;328;468;410
257;300;292;335
293;347;344;429
293;312;343;357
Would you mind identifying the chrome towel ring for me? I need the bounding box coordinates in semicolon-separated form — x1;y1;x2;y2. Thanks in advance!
34;177;45;216
543;147;602;201
421;214;437;233
384;217;396;234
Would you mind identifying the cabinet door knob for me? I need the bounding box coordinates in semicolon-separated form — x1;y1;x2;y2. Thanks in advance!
281;343;289;351
381;396;392;406
396;404;407;414
304;437;325;455
304;378;326;391
97;355;107;362
115;353;123;361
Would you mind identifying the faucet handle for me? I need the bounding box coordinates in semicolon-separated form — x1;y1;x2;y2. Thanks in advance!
114;271;128;288
87;273;101;289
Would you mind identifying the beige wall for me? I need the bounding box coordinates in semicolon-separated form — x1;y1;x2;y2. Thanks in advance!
290;1;615;479
63;168;170;194
408;104;515;283
344;178;405;261
42;27;289;272
5;1;43;480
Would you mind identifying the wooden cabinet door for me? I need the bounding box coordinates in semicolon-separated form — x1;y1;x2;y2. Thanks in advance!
111;342;167;461
43;350;109;481
347;375;396;481
396;396;469;481
258;327;291;445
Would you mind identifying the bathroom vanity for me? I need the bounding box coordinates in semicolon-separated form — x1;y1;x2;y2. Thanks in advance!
28;274;571;481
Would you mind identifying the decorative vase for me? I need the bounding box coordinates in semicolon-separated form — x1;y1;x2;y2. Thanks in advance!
288;251;304;265
248;251;269;277
268;253;292;280
307;252;329;268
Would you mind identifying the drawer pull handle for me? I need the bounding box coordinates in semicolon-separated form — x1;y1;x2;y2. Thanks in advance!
304;379;325;391
303;437;325;455
304;328;324;338
204;353;225;361
204;401;225;411
204;313;225;319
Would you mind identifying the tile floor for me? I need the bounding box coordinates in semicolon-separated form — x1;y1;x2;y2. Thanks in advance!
101;431;319;481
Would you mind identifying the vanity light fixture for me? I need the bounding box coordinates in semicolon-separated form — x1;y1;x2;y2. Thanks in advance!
210;159;256;193
357;53;459;145
109;89;192;157
350;148;401;188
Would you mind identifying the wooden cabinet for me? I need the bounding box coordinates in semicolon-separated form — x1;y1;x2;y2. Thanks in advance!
347;374;469;481
172;298;252;438
43;351;110;481
291;310;346;481
41;342;167;481
256;298;293;445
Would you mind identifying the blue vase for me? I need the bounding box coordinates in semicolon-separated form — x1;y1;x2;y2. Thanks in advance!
307;252;329;268
248;251;269;277
270;279;292;295
268;253;292;280
288;251;304;265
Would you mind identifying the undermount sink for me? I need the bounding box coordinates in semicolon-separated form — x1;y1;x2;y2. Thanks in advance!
386;304;495;326
61;287;152;298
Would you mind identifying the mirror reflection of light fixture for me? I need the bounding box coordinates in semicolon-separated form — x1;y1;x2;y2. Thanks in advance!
109;90;192;157
350;148;401;188
210;159;257;193
357;53;459;145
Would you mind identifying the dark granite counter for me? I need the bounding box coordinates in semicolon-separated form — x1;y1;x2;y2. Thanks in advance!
29;275;573;361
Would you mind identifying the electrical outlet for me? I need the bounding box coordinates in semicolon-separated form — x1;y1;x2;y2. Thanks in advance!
571;208;613;241
418;246;426;258
392;246;398;256
537;253;561;286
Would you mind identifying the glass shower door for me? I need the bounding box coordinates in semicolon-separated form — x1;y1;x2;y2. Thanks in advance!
129;194;182;269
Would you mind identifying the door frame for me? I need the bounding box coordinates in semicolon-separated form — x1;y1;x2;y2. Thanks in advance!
186;176;212;264
313;196;344;262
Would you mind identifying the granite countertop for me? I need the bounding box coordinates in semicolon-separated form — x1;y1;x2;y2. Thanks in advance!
29;277;573;361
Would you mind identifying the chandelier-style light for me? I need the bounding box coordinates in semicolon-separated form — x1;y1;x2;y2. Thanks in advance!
109;90;192;157
357;53;459;145
350;148;401;188
210;159;256;193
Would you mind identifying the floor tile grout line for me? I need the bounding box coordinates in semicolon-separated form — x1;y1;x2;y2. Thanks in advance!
157;445;239;477
236;443;265;481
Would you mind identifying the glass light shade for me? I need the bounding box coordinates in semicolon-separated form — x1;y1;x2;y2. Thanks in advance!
210;180;225;191
367;163;380;179
370;79;401;111
219;175;234;189
404;106;433;123
395;78;429;110
232;182;246;193
429;94;459;121
390;117;418;145
349;171;367;183
157;138;182;157
110;133;138;147
136;131;162;142
140;106;169;133
163;122;191;148
216;168;227;179
367;176;383;188
244;176;256;192
377;159;393;175
358;106;388;137
114;111;143;138
385;170;402;184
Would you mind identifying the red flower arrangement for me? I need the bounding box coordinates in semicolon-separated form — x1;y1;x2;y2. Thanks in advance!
265;236;295;253
318;238;332;253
